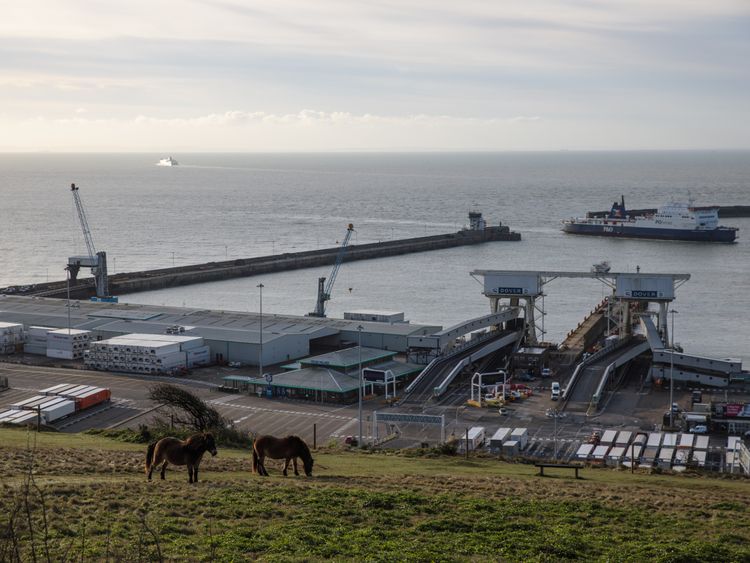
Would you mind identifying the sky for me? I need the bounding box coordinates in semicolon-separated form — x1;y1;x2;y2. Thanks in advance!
1;0;749;151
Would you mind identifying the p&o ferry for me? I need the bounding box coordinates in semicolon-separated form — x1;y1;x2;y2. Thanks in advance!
562;196;737;243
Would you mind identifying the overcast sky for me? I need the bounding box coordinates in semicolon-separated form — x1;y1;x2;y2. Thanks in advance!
2;0;748;151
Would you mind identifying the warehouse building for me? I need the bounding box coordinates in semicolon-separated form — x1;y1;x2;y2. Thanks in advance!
0;295;440;367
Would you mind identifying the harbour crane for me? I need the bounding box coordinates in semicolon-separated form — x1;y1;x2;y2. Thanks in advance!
309;223;354;317
67;183;116;302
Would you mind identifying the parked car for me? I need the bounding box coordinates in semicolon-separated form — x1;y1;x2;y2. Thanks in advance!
689;425;708;434
550;382;561;401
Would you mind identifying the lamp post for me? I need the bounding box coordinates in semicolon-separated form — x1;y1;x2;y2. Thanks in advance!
258;283;265;378
65;266;71;333
669;309;678;428
357;325;363;448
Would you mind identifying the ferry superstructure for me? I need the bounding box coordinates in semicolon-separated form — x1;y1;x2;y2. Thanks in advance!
156;156;178;166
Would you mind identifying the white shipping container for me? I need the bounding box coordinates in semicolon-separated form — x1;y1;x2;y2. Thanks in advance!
59;385;97;398
673;449;690;466
615;431;632;446
12;411;38;425
502;440;520;456
592;445;610;461
624;443;644;461
647;433;663;448
606;446;626;466
692;450;707;467
490;427;512;448
510;428;528;450
35;398;69;413
694;436;710;450
575;443;594;460
11;395;48;409
47;329;90;342
42;399;75;422
459;426;486;451
601;430;618;445
40;383;76;396
0;409;18;422
46;349;78;360
678;433;694;449
657;448;675;468
662;433;678;447
28;326;55;337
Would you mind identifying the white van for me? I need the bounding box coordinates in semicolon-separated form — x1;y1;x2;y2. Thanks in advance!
551;382;561;401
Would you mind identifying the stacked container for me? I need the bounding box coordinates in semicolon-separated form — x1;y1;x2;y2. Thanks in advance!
510;427;529;450
7;395;76;423
84;333;209;374
0;322;24;354
46;328;91;360
24;326;55;355
489;427;512;451
39;382;111;410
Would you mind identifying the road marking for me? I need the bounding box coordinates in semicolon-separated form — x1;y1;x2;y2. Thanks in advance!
208;400;352;420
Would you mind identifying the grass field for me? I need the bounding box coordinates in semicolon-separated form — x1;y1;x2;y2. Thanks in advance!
1;427;748;562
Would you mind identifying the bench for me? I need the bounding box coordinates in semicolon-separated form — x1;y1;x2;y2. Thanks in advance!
535;463;583;479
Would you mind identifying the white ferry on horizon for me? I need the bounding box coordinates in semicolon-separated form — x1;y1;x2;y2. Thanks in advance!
563;196;738;243
156;156;178;167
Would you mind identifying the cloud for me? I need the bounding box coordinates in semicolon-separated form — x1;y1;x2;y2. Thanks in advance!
62;110;543;128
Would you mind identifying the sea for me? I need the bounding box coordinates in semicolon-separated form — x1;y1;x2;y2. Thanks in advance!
1;152;748;363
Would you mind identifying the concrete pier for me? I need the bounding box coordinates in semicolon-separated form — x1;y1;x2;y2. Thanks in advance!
21;225;520;299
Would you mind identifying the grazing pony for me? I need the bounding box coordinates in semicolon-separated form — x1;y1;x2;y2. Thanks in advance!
145;432;218;483
252;435;314;477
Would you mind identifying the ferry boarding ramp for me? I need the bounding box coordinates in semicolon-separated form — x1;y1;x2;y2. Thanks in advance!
400;329;522;405
561;337;650;414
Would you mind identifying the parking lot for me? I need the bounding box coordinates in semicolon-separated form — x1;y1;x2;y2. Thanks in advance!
0;363;359;444
1;361;746;464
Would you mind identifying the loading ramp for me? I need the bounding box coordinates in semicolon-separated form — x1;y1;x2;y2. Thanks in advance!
562;338;649;414
400;330;521;405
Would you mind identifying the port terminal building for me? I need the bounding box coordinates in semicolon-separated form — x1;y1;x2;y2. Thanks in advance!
223;346;423;403
0;295;440;367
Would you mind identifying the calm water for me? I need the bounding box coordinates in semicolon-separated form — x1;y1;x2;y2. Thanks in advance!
1;152;748;362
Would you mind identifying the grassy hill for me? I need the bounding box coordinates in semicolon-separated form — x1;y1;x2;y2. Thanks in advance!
1;428;748;562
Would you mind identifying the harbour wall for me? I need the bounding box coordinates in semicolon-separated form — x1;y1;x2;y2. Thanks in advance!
22;226;521;299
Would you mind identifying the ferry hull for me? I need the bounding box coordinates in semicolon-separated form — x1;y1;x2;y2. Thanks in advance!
562;223;737;243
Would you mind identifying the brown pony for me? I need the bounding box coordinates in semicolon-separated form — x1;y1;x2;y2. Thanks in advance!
145;432;218;483
252;435;314;477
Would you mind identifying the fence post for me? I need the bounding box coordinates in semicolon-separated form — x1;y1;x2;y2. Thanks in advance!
465;427;469;460
37;405;41;432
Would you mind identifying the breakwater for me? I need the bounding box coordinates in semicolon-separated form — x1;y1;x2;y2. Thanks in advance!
20;225;520;299
587;205;750;219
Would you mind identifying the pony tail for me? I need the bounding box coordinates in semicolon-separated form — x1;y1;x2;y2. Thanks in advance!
145;441;156;473
252;448;259;474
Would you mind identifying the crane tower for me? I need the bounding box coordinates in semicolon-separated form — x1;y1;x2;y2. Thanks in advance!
309;223;354;317
67;183;116;302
